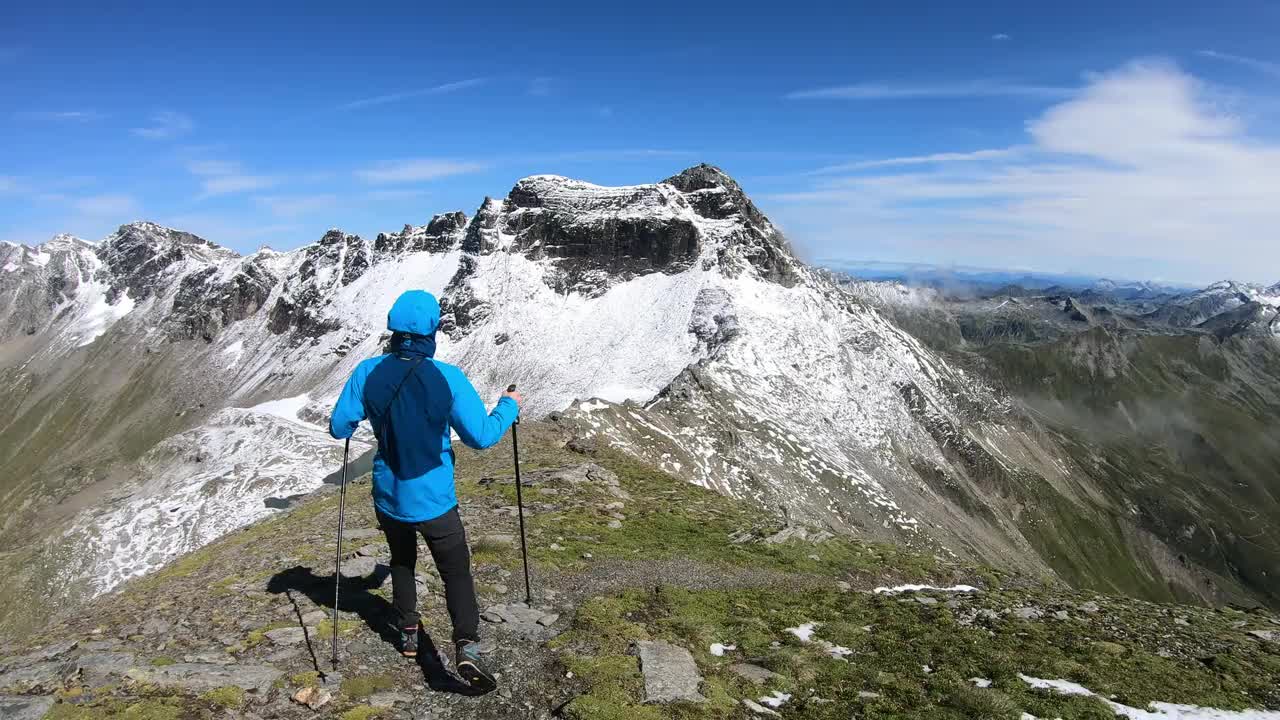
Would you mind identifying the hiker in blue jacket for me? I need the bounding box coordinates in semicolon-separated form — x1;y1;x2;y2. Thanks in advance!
330;289;519;689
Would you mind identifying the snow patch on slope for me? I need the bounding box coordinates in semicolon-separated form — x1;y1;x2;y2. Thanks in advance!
68;408;371;593
249;393;312;424
1019;675;1280;719
442;251;709;415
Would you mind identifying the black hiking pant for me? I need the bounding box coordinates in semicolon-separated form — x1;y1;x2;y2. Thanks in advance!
377;506;480;643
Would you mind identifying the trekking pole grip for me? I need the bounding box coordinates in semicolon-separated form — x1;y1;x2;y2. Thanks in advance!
507;384;519;425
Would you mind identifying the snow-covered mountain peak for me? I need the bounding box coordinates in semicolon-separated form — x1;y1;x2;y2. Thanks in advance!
45;233;94;249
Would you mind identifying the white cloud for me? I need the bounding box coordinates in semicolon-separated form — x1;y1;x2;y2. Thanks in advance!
364;188;433;201
17;110;105;121
1197;50;1280;78
786;81;1072;100
184;159;279;197
766;59;1280;284
992;33;1011;40
75;194;139;216
186;159;242;176
132;111;194;139
338;78;487;110
199;175;278;196
807;148;1022;174
256;194;340;218
355;158;486;184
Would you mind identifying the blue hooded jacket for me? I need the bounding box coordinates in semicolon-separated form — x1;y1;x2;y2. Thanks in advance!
329;290;519;523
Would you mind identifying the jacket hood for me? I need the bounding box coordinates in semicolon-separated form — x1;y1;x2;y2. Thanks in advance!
387;290;441;336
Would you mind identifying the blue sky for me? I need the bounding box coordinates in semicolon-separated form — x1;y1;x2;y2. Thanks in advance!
3;1;1280;284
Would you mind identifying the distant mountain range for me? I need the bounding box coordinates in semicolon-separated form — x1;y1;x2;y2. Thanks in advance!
822;259;1198;297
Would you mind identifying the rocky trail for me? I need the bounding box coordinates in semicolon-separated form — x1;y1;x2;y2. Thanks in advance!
2;423;1279;719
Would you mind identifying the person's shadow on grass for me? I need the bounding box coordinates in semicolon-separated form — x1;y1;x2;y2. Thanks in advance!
266;565;484;696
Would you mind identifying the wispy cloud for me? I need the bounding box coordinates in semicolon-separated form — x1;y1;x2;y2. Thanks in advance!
16;110;105;122
528;76;554;96
786;81;1073;100
256;194;340;218
1197;50;1280;78
355;158;486;184
75;194;139;216
132;111;194;139
515;148;694;164
338;78;487;110
186;159;242;176
200;175;278;196
806;148;1022;175
992;33;1011;40
186;159;279;197
364;188;433;201
768;59;1280;284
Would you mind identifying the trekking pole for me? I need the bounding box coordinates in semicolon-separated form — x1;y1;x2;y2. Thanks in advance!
331;437;351;669
508;384;533;606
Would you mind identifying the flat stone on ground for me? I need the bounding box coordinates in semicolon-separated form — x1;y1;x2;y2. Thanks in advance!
301;610;329;626
342;528;382;541
265;627;309;645
0;661;74;693
0;696;55;720
126;662;283;695
76;651;139;686
635;640;705;704
729;663;783;685
1248;630;1277;643
338;556;380;578
369;690;413;707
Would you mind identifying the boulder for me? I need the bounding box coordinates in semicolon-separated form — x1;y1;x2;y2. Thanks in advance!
292;686;332;710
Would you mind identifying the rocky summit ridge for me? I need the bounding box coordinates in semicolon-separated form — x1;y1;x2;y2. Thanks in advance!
1;163;1279;707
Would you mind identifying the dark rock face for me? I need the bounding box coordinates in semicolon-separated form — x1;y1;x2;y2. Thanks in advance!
267;230;368;338
459;165;797;301
96;223;234;304
373;212;467;257
167;259;277;342
439;256;487;338
503;177;701;287
462;199;504;255
1198;302;1280;340
663;164;798;286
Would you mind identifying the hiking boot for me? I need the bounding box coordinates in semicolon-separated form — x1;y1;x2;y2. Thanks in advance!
455;638;496;692
398;625;419;657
